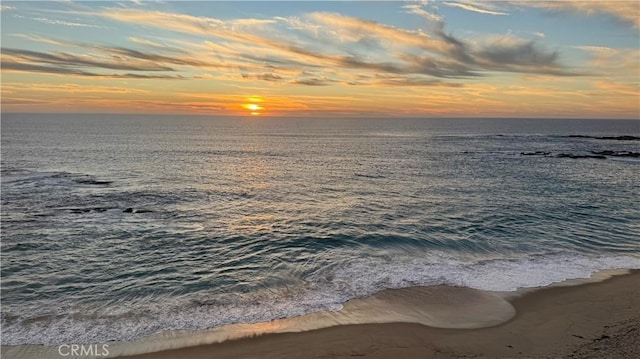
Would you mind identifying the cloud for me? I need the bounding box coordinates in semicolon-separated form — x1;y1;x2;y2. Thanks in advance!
592;80;639;96
291;77;337;86
2;47;175;71
443;1;509;16
128;37;187;54
96;7;574;79
355;74;465;87
102;46;215;68
288;11;571;78
12;34;70;46
12;14;102;28
241;73;283;81
511;1;640;28
21;35;214;68
1;98;51;105
475;36;558;67
575;46;640;76
403;4;443;22
2;83;149;94
1;60;184;79
307;12;451;53
2;35;249;81
5;5;582;88
229;18;278;27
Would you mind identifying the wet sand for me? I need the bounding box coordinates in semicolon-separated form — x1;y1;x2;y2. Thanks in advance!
121;270;639;359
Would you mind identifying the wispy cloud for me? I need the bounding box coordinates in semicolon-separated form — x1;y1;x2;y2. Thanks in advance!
241;73;283;81
1;4;582;89
2;34;250;80
1;60;184;79
512;1;640;28
473;35;564;73
443;1;509;16
403;4;443;22
12;14;102;28
575;46;640;76
2;47;175;71
1;98;51;105
2;83;149;94
592;80;639;96
93;7;577;82
128;37;187;54
291;77;338;86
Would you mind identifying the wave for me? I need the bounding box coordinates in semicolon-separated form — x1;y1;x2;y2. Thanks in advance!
1;170;112;187
2;252;638;346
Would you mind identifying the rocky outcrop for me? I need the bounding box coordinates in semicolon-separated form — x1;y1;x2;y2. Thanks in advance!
566;135;640;141
520;150;639;159
591;151;640;158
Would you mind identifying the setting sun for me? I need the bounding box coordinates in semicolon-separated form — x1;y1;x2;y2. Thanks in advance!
242;99;264;115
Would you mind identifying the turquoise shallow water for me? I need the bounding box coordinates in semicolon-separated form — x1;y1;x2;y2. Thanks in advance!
1;114;639;345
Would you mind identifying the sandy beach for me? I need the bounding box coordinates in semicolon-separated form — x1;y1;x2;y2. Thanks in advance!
119;270;639;359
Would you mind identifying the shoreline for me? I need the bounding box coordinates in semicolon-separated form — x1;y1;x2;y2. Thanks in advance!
2;270;638;358
119;270;639;359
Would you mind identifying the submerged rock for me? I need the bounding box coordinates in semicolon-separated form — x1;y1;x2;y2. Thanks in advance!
68;207;114;214
520;150;640;159
566;135;640;141
75;178;112;185
556;153;606;159
599;136;640;141
521;151;550;156
591;150;640;158
123;208;153;214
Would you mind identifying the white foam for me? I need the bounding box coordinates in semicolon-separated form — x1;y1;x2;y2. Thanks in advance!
320;252;640;293
2;252;639;348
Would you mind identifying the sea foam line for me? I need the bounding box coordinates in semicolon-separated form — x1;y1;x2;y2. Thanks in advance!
1;253;639;347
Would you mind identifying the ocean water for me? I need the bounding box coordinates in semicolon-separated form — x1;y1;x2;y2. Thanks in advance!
1;114;639;346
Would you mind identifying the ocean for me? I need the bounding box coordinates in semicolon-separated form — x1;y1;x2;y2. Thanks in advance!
1;114;639;346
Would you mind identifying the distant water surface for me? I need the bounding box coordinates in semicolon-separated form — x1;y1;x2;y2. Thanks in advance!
1;114;639;345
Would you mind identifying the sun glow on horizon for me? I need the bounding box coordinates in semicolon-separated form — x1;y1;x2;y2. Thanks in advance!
243;97;264;116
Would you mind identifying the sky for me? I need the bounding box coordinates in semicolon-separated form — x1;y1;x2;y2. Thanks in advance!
1;1;639;118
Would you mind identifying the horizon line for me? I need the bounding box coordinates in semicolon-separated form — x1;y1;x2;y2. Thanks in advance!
1;112;639;121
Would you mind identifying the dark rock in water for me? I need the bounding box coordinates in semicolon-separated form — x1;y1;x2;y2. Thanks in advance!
354;173;386;179
123;208;152;214
33;212;55;217
566;135;640;141
556;153;606;159
68;207;114;214
521;151;550;156
70;208;92;214
591;150;640;158
596;136;640;141
75;178;112;185
519;150;630;159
